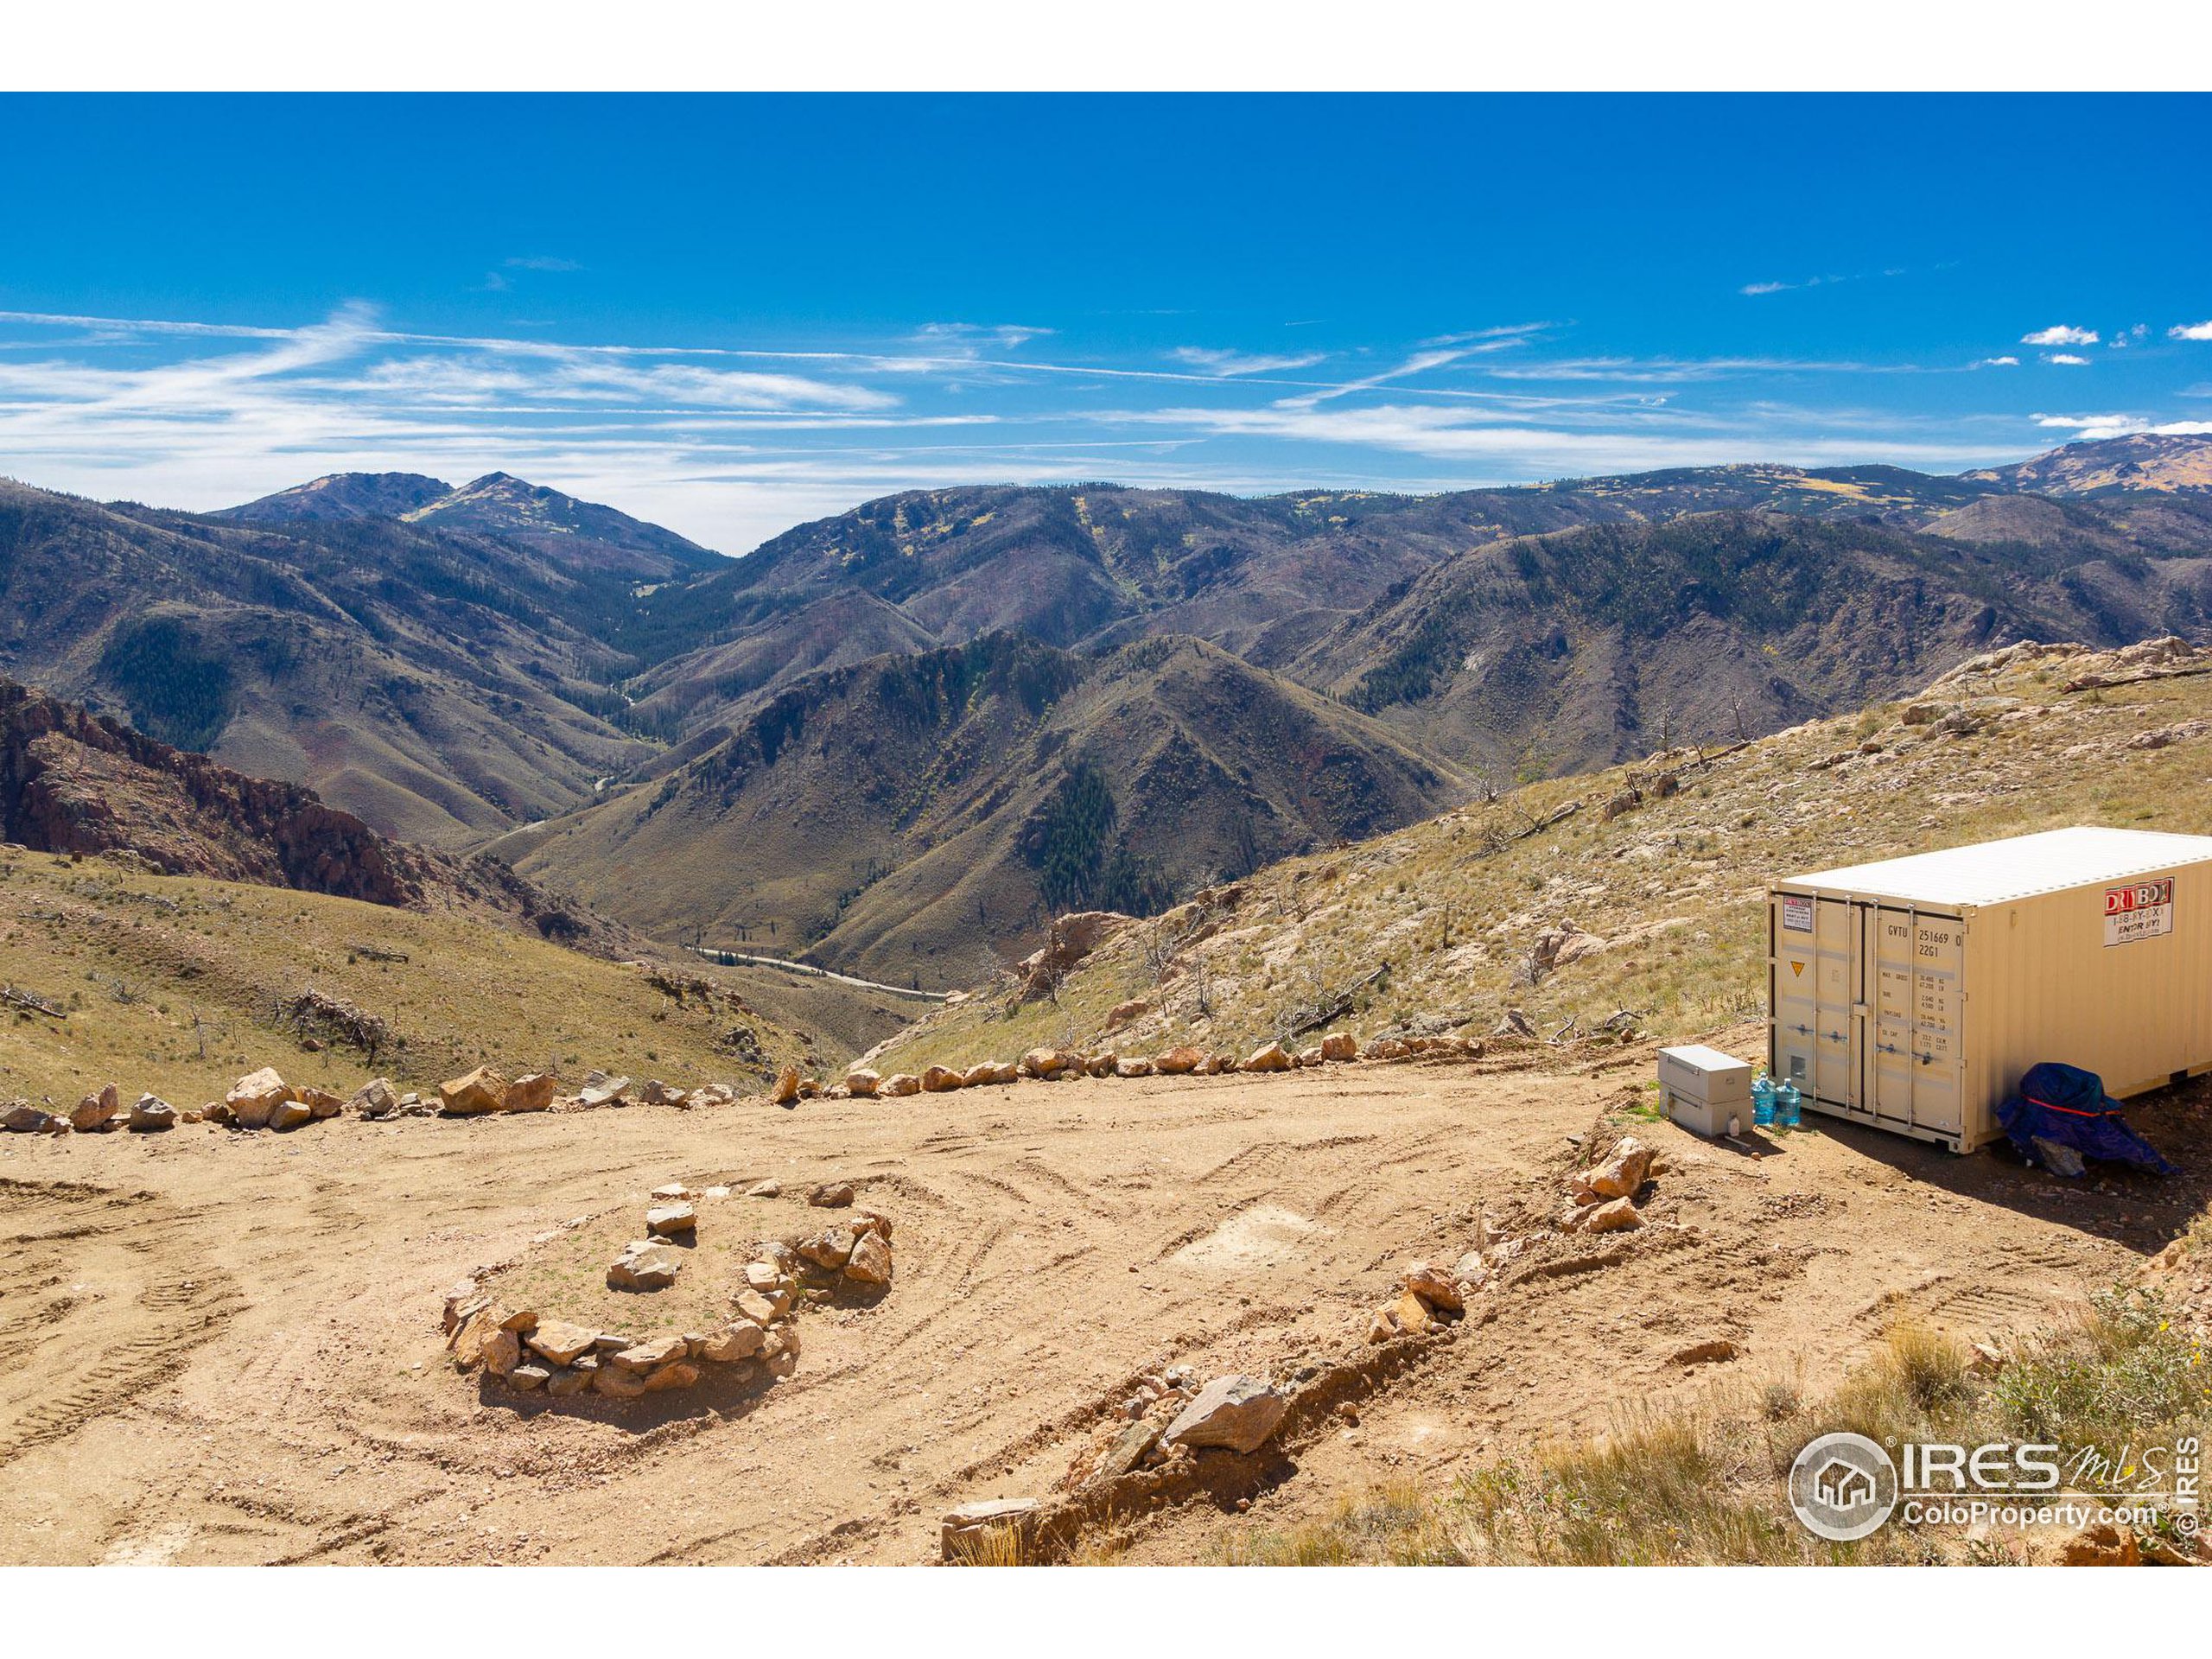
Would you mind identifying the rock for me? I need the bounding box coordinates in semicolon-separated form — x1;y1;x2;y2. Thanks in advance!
577;1075;631;1108
799;1226;858;1269
731;1288;780;1329
702;1322;766;1363
770;1065;802;1106
592;1365;650;1400
268;1098;315;1132
1587;1135;1654;1199
438;1065;509;1116
546;1367;590;1398
1090;1417;1165;1485
760;1325;799;1370
844;1230;893;1286
3;1103;57;1134
1389;1289;1435;1335
509;1363;551;1391
1114;1057;1154;1078
72;1086;122;1132
921;1065;963;1093
1155;1046;1204;1075
525;1319;601;1365
1294;1046;1324;1068
607;1239;683;1291
1402;1261;1463;1313
609;1335;690;1373
940;1497;1042;1560
808;1180;855;1208
645;1202;696;1236
349;1077;398;1117
1493;1007;1537;1039
1104;997;1149;1031
480;1328;524;1377
1319;1032;1357;1062
128;1094;176;1132
1161;1375;1288;1455
745;1179;781;1198
2061;1522;2141;1567
1585;1196;1643;1233
849;1208;892;1242
1362;1037;1408;1060
844;1068;881;1097
493;1306;538;1334
645;1360;700;1392
298;1086;346;1119
225;1066;291;1130
1020;1047;1077;1077
1084;1052;1117;1077
743;1261;787;1293
1452;1250;1489;1288
1239;1041;1292;1073
652;1182;693;1202
881;1073;921;1096
504;1072;557;1113
1014;910;1132;998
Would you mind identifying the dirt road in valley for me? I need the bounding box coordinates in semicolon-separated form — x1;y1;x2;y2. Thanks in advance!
1;1032;2196;1565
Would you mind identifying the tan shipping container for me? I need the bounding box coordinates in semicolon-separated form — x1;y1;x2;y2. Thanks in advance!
1769;826;2212;1153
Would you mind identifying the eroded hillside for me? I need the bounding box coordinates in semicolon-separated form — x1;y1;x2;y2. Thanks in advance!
874;636;2212;1071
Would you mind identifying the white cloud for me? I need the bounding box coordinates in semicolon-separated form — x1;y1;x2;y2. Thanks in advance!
1167;346;1327;377
2045;353;2091;366
908;321;1053;355
1740;281;1791;296
2022;325;2100;346
505;256;582;272
1975;355;2020;368
2172;321;2212;341
2031;412;2212;442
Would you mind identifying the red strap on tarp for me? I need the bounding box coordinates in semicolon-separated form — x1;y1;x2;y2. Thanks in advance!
2022;1091;2115;1118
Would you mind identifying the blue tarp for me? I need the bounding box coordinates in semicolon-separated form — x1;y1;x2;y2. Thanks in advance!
1996;1061;2179;1177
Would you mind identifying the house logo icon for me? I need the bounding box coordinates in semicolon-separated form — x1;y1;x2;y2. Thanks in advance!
1789;1432;1898;1541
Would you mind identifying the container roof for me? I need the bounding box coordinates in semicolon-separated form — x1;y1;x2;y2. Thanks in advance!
1782;825;2212;906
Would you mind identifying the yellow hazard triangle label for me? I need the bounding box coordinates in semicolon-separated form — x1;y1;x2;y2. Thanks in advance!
1790;962;1806;977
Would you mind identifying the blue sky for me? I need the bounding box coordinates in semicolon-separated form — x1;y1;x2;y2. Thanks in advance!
2;93;2208;552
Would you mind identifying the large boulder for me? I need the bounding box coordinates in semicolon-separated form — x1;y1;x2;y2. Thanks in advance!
1319;1032;1357;1062
1585;1196;1643;1233
504;1073;558;1113
1154;1045;1204;1075
808;1180;855;1208
128;1094;176;1132
1161;1375;1288;1455
1402;1260;1464;1313
1239;1041;1293;1074
438;1065;509;1116
3;1103;57;1134
844;1068;881;1098
1014;911;1133;999
881;1073;921;1096
608;1335;689;1374
1019;1048;1077;1078
921;1065;963;1093
771;1065;802;1107
268;1098;315;1132
226;1066;291;1130
645;1202;696;1236
71;1084;124;1133
350;1077;399;1117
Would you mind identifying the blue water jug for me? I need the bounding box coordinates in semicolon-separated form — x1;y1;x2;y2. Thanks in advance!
1777;1079;1802;1129
1752;1072;1777;1128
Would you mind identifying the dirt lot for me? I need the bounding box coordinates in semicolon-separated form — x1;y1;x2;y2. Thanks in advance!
2;1033;2200;1566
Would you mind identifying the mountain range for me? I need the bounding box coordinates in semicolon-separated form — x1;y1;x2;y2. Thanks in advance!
4;432;2210;980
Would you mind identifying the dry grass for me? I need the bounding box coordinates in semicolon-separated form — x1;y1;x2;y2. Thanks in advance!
1214;1287;2210;1566
882;645;2212;1071
0;849;808;1109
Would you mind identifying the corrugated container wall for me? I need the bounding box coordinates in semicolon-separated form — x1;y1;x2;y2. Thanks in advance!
1768;826;2212;1153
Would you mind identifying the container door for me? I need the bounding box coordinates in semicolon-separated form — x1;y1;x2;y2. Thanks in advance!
1868;906;1966;1141
1774;893;1861;1109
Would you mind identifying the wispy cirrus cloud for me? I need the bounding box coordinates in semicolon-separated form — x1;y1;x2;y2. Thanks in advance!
2045;353;2091;366
1167;346;1328;377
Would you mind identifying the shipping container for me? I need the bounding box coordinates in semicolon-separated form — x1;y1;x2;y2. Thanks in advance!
1768;826;2212;1153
